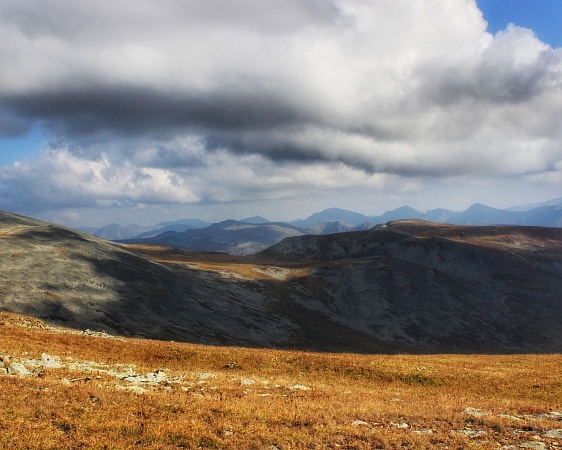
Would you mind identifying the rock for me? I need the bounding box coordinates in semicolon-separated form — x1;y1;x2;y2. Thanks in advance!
538;412;562;421
463;407;489;417
412;429;433;434
198;372;217;380
451;429;487;438
146;370;167;383
116;385;147;394
41;353;62;369
519;442;546;449
240;378;255;386
288;384;310;391
390;422;409;428
498;414;523;421
545;429;562;438
351;420;370;426
7;363;31;377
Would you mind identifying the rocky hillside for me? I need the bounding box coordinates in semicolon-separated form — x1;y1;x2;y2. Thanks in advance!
1;211;561;352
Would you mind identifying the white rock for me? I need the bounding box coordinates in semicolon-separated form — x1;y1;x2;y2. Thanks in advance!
198;372;216;380
451;429;487;438
146;370;167;383
240;378;255;386
352;420;370;426
545;429;562;438
289;384;310;391
463;407;489;417
7;363;30;377
519;442;546;449
116;385;147;394
41;353;62;369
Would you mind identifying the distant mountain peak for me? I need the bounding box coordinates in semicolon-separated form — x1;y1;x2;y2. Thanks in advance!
241;216;270;224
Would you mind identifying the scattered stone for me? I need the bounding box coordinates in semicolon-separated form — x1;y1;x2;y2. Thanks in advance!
352;420;370;426
41;353;62;369
7;362;30;377
537;412;562;421
240;378;255;386
545;429;562;438
146;370;167;383
451;429;487;438
412;429;433;435
83;329;124;340
498;414;524;421
390;422;409;429
288;384;310;391
198;372;217;380
519;442;546;449
116;385;147;394
463;407;489;417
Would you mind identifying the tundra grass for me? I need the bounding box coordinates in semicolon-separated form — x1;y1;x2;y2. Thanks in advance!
1;312;561;449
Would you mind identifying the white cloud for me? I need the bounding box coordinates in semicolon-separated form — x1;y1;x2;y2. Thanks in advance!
0;149;199;212
0;0;561;223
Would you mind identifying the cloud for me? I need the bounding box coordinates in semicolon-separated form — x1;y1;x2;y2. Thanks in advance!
0;148;199;212
0;0;561;221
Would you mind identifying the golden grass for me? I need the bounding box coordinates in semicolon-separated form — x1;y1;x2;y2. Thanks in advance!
1;312;561;449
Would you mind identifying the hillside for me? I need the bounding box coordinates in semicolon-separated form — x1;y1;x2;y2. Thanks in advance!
1;211;562;352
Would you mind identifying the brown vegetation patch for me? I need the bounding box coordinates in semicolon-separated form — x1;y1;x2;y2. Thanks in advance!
1;314;561;449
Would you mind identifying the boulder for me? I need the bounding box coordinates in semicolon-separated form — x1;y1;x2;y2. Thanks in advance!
7;363;30;377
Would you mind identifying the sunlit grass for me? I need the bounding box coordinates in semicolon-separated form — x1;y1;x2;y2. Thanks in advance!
1;312;561;449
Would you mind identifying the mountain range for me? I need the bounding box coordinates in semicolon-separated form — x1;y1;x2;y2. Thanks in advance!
2;209;561;353
84;200;562;255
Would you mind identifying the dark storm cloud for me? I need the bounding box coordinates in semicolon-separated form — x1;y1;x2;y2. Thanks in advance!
2;84;313;138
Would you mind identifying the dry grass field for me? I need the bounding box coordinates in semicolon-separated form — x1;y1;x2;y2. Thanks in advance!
1;313;561;449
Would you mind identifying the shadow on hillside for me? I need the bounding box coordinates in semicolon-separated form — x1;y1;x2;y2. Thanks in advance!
63;240;562;355
5;224;562;355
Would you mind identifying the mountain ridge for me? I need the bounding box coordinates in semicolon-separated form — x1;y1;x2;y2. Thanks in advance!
2;210;561;353
108;201;562;255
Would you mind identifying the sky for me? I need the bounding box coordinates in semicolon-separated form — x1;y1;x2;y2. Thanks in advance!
0;0;561;227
